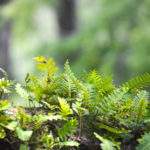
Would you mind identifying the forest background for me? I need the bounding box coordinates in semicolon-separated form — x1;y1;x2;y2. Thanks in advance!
0;0;150;103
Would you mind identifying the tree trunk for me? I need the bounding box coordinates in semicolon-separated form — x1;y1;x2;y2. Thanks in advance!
0;0;12;78
56;0;76;37
0;0;11;5
0;20;12;78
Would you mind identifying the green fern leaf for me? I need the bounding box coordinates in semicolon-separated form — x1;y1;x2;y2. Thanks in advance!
52;140;79;147
120;73;150;91
95;123;129;134
58;97;73;116
15;84;29;101
96;88;127;116
136;133;150;150
94;132;116;150
0;68;8;80
65;60;81;89
132;91;149;123
87;70;101;86
58;119;78;140
36;57;58;75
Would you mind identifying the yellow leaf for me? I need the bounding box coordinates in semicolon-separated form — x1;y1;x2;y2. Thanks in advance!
42;76;47;83
33;56;46;62
49;67;58;74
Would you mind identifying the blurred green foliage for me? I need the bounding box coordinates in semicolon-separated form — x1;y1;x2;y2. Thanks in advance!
0;0;150;84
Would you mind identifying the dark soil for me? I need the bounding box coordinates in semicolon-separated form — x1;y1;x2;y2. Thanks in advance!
0;139;18;150
0;137;101;150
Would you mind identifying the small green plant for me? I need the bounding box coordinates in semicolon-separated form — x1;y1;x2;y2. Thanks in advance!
0;56;150;150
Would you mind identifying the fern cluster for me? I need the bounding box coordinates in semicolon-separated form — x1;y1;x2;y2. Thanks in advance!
0;57;150;150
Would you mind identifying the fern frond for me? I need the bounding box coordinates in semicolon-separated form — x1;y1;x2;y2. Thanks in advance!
35;57;58;75
58;97;73;116
96;123;129;134
132;91;149;123
0;68;8;80
17;107;32;128
94;132;116;150
65;60;81;90
96;88;128;116
98;76;116;99
120;73;150;91
0;78;11;96
52;140;79;148
45;74;67;94
29;115;63;131
40;114;63;121
58;119;78;140
136;133;150;150
80;83;90;106
85;72;115;109
87;70;101;86
15;84;29;101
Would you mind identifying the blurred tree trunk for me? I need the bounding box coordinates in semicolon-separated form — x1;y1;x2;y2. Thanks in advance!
0;20;12;78
0;1;12;78
56;0;78;65
0;0;11;5
57;0;76;37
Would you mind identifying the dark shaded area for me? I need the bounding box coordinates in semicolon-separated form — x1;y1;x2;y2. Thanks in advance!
0;0;12;78
70;137;100;150
0;139;18;150
0;20;12;78
0;0;11;5
56;0;79;66
57;0;76;37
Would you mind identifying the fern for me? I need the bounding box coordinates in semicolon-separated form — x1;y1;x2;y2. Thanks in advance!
34;57;58;75
65;60;81;90
120;73;150;91
79;83;90;107
87;71;115;99
52;140;79;148
0;68;8;80
96;88;128;116
15;83;29;101
136;133;150;150
98;76;116;99
94;132;116;150
43;74;68;97
87;70;101;86
132;91;149;123
0;78;11;96
83;72;116;111
58;119;78;140
17;107;32;128
95;123;129;135
0;68;15;99
58;97;73;116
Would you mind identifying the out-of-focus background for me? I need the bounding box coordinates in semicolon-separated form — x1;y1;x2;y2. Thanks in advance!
0;0;150;85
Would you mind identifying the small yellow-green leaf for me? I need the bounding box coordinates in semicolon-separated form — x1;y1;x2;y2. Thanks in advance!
0;100;11;111
19;144;28;150
0;126;6;139
33;56;46;62
58;97;72;116
4;121;18;131
16;127;33;141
